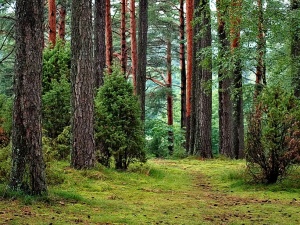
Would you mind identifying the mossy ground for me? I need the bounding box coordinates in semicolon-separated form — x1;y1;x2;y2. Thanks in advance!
0;158;300;224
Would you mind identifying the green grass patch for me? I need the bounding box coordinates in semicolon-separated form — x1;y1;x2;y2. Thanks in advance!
0;159;300;224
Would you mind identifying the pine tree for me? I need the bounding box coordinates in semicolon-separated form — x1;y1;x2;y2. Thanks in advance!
192;0;213;158
94;0;106;87
10;0;47;195
48;0;56;47
136;0;148;121
70;0;95;169
217;0;234;158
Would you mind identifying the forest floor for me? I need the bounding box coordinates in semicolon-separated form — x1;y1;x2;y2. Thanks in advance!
0;158;300;224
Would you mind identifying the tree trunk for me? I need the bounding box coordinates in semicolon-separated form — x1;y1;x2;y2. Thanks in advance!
58;0;66;41
291;0;300;97
186;0;194;152
136;0;148;121
217;0;234;158
230;0;244;159
166;39;173;155
121;0;127;74
106;0;113;73
94;0;106;87
130;0;137;93
48;0;56;46
10;0;47;195
255;0;266;95
193;0;213;158
179;0;186;130
71;0;95;169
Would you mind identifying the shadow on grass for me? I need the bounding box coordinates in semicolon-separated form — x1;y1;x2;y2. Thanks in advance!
0;184;51;205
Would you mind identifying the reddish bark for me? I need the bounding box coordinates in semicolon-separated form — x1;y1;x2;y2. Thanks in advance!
106;0;113;73
180;0;186;129
48;0;56;46
186;0;193;121
121;0;127;74
186;0;194;151
58;1;66;41
230;0;244;159
130;0;137;93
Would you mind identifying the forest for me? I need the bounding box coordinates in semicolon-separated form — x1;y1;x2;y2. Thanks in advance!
0;0;300;224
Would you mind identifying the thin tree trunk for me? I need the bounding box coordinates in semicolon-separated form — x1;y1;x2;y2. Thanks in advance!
58;0;66;41
136;0;148;122
193;0;213;158
94;0;106;87
130;0;137;93
48;0;56;46
291;0;300;97
255;0;266;95
10;0;47;195
121;0;127;74
217;0;234;158
180;0;186;130
71;0;95;169
230;0;244;159
186;0;194;152
106;0;113;73
166;39;173;155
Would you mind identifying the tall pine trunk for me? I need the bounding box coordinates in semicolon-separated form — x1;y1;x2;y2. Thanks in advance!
48;0;56;46
193;0;213;158
58;0;66;41
217;0;234;158
230;0;244;159
106;0;113;73
71;0;95;169
186;0;194;152
130;0;137;93
10;0;47;195
179;0;186;130
121;0;127;74
94;0;106;87
166;39;173;155
255;0;266;94
136;0;148;121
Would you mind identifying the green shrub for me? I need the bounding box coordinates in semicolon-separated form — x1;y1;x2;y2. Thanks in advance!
43;40;70;94
0;94;12;147
42;75;71;139
42;40;71;139
246;86;300;184
145;119;185;158
95;64;146;170
0;143;11;183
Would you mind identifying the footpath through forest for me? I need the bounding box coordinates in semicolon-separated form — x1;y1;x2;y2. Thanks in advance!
0;159;300;224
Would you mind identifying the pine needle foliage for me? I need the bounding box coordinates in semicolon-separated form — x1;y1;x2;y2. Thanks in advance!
246;86;300;184
95;65;146;170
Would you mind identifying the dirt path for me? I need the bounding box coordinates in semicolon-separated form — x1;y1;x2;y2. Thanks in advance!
153;159;300;225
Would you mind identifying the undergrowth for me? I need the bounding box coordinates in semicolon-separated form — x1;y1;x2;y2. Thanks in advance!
0;159;299;224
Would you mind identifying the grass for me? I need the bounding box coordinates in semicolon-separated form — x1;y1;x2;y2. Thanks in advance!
0;158;300;224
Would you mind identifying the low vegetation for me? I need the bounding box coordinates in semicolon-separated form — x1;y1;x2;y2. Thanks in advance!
0;158;299;224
